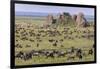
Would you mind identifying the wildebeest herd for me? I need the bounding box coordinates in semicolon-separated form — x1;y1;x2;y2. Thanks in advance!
15;46;94;61
15;15;94;65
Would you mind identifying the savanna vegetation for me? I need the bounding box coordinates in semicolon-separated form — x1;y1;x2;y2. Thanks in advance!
15;12;95;65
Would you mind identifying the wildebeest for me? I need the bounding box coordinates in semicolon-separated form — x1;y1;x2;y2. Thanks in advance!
88;48;93;55
15;51;24;59
15;44;22;48
48;39;55;43
23;52;32;61
36;43;39;47
29;39;34;42
52;42;57;47
26;44;31;47
76;49;83;59
15;21;94;63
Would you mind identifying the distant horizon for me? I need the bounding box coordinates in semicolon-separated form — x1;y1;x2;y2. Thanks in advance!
15;11;94;16
15;4;94;16
15;11;94;22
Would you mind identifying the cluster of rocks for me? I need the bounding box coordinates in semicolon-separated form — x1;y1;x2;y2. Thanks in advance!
72;12;88;27
46;12;88;27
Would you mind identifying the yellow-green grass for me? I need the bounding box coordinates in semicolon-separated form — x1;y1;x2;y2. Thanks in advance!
15;53;94;65
15;17;95;65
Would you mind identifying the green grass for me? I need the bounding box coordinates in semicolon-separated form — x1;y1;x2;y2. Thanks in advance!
15;17;95;65
15;53;94;65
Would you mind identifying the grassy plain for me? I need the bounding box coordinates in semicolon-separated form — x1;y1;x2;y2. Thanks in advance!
15;16;94;65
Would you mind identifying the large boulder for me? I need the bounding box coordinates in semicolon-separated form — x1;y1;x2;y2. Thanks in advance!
57;12;75;26
46;14;54;25
63;12;75;26
76;12;88;27
57;14;65;24
72;14;77;21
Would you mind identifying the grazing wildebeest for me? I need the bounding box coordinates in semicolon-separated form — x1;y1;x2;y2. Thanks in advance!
45;50;56;57
29;39;34;42
36;43;39;47
16;39;18;42
61;45;64;47
52;42;57;47
31;50;40;57
59;39;64;42
88;49;93;55
26;44;31;47
37;39;42;42
21;36;28;41
57;51;66;57
66;47;76;54
15;51;24;59
67;53;76;60
15;44;22;48
48;39;55;43
16;35;20;38
76;49;83;59
23;52;32;61
45;51;55;58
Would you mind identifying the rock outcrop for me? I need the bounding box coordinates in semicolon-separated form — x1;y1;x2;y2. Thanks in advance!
76;12;88;27
72;14;77;21
46;14;54;25
46;12;88;27
57;12;75;26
